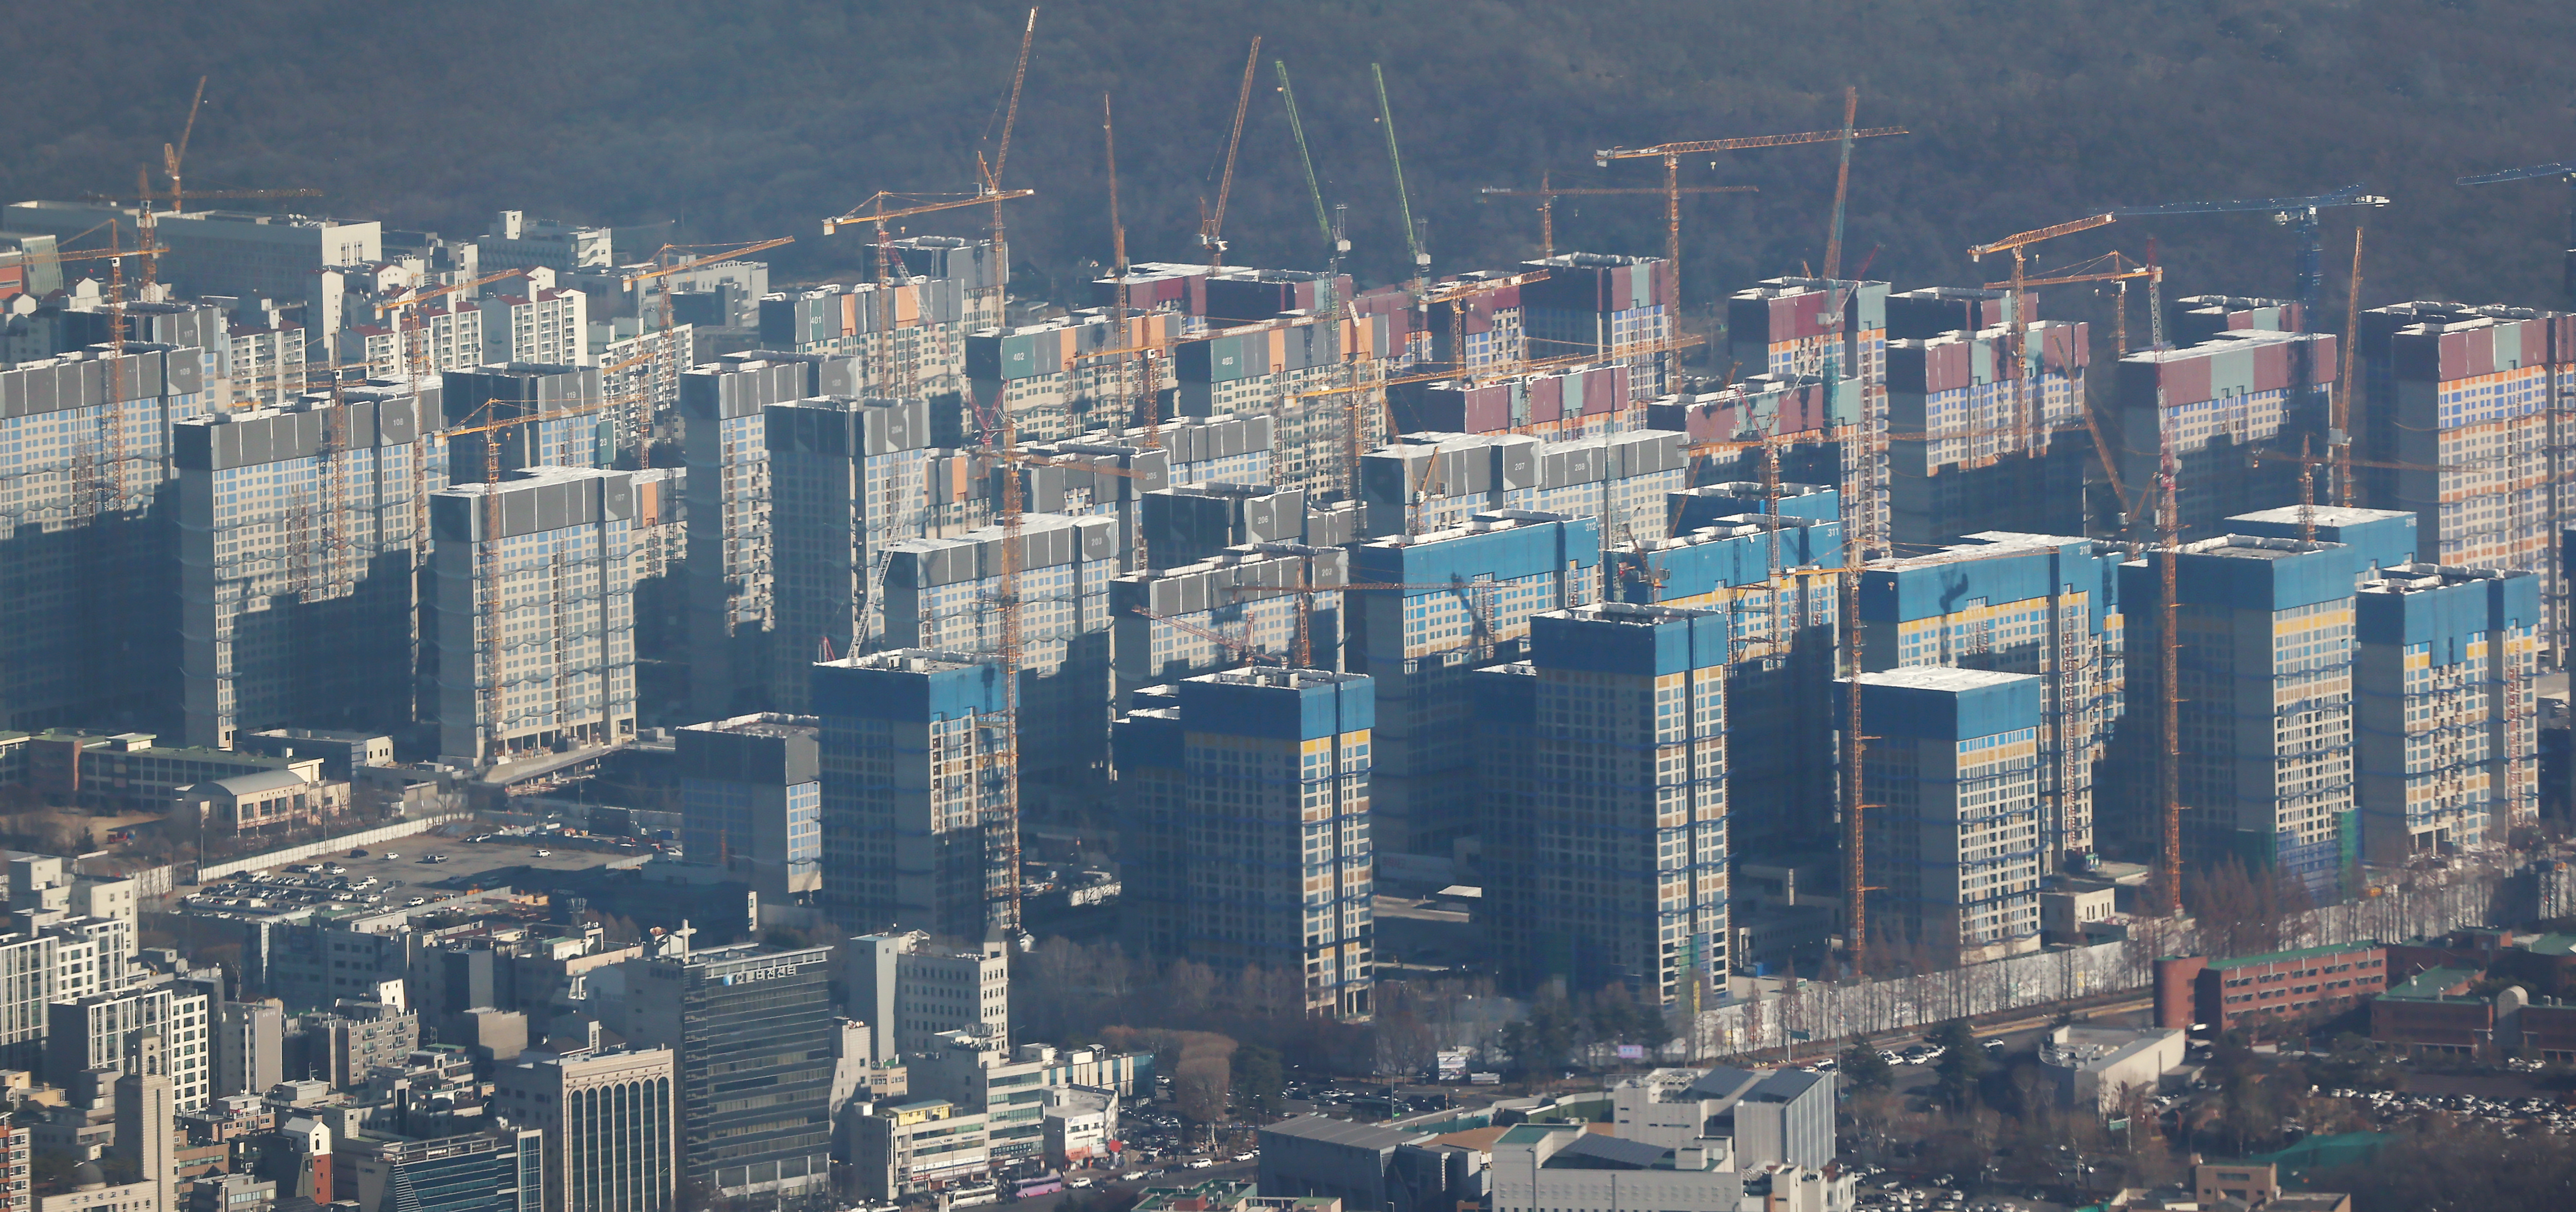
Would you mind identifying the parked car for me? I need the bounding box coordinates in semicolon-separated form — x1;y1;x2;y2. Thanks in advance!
348;849;369;857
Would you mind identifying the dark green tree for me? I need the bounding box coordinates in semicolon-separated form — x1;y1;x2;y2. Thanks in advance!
1839;1041;1894;1092
1928;1019;1987;1109
29;1151;77;1196
1232;1043;1285;1117
1582;983;1663;1048
1501;990;1581;1076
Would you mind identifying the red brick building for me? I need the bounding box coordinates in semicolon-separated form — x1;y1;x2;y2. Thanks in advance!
2155;942;2389;1032
2518;999;2576;1063
2369;966;2490;1056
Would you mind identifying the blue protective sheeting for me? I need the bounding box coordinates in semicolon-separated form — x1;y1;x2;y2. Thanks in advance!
1530;604;1730;676
811;653;1009;723
1174;670;1375;740
1840;667;2041;742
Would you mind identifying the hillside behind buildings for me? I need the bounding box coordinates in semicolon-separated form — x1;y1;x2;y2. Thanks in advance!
6;1;2576;317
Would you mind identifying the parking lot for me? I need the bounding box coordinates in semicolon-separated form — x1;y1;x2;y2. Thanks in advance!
180;828;639;917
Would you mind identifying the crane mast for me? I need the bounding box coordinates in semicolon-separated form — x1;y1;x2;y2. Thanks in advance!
1201;38;1262;268
1372;64;1428;294
1274;61;1340;271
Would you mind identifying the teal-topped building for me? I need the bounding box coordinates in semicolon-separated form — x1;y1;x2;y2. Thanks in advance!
813;649;1015;940
1112;668;1375;1019
1858;532;2123;869
2115;535;2377;901
1347;509;1599;859
2354;563;2539;863
1476;604;1729;1005
1611;491;1841;854
1842;667;2045;964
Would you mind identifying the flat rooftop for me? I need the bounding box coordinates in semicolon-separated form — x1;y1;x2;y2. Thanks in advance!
1851;666;2030;692
821;649;992;675
2181;534;2344;562
682;713;819;739
2228;505;2412;529
2360;562;2531;594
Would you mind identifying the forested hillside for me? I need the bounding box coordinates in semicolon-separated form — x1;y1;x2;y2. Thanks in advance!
8;1;2574;319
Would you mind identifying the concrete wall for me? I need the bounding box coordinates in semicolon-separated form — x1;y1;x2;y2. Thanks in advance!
192;813;472;884
1677;862;2510;1060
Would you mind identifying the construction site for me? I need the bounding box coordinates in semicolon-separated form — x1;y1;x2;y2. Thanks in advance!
8;16;2576;1015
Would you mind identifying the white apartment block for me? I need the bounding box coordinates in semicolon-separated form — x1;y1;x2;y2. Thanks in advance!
46;985;212;1112
225;320;308;409
429;467;638;765
476;212;614;273
174;394;448;747
344;302;484;379
0;928;103;1072
480;287;591;366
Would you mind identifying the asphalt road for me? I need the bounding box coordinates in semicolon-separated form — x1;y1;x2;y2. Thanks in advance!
1002;1157;1259;1212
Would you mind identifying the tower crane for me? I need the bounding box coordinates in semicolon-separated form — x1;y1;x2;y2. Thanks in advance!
1592;119;1908;311
1274;61;1347;274
621;237;796;299
1372;64;1430;295
2111;183;2385;326
82;186;323;207
2456;158;2576;302
976;7;1039;299
1480;174;1757;260
1424;269;1550;376
374;267;532;316
22;240;166;271
2111;183;2386;443
824;191;1031;395
1200;37;1262;268
1981;250;2164;355
1128;606;1285;668
822;191;1038;241
619;236;797;457
1968;214;2119;494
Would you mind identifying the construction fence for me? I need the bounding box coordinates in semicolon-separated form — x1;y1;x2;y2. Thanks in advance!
1688;862;2512;1059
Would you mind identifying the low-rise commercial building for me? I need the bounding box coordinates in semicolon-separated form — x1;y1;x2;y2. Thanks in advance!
332;1129;543;1212
1258;1116;1422;1212
1041;1087;1115;1167
1487;1124;1741;1212
903;1038;1137;1166
1606;1067;1833;1171
847;1099;989;1203
176;770;351;840
2370;966;2492;1057
2037;1025;2185;1114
